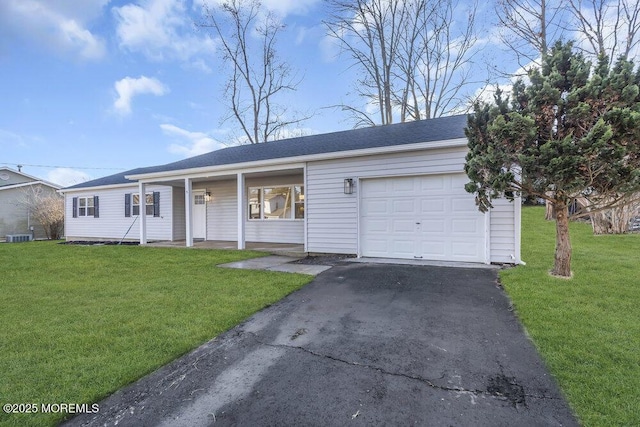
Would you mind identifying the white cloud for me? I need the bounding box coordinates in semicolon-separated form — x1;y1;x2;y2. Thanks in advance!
113;76;169;116
47;168;91;187
113;0;216;65
161;124;224;157
261;0;320;17
0;0;107;60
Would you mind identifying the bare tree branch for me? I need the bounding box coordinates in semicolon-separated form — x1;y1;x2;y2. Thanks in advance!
201;0;310;143
325;0;481;126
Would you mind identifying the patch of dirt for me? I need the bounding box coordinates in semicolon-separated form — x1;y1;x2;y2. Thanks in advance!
59;241;139;246
487;374;525;406
291;254;355;266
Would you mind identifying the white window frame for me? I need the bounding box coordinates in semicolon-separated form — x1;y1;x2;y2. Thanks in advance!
78;196;94;217
132;193;154;216
248;184;304;221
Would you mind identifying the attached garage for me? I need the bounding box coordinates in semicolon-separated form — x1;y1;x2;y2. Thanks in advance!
360;174;487;263
63;114;520;265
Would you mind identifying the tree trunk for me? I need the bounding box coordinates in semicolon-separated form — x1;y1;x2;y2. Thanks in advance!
545;199;555;220
552;201;572;277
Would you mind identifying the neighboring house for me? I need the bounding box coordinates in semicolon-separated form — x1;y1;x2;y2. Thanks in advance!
0;167;61;240
60;115;522;264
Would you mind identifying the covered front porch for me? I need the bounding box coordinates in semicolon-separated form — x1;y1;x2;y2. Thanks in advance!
133;165;306;250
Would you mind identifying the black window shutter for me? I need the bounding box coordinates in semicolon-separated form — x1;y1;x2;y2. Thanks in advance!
153;191;160;217
72;197;78;218
93;196;99;218
125;193;131;217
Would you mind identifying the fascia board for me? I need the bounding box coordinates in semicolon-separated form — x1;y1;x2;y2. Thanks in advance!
0;181;59;191
127;138;468;182
58;183;138;194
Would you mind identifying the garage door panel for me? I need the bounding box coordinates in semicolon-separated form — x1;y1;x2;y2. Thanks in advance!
392;219;415;233
362;199;389;215
451;241;483;258
392;199;415;214
419;240;446;258
364;238;388;253
420;198;445;213
364;219;390;233
392;177;417;192
420;219;445;232
361;174;486;263
452;197;477;211
392;240;416;257
419;175;445;191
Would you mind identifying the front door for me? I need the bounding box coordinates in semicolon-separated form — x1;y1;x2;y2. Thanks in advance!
193;190;206;239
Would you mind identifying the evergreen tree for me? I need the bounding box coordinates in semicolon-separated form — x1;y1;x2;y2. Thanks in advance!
465;41;640;277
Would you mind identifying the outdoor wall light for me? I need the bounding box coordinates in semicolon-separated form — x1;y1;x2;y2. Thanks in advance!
205;192;212;202
344;178;355;194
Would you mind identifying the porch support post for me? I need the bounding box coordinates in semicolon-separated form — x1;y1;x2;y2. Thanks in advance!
237;172;245;250
185;178;193;247
139;182;147;245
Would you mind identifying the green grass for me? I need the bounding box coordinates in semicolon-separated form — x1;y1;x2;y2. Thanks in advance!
501;207;640;426
0;242;313;427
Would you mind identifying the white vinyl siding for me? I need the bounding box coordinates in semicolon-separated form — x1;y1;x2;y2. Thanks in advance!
306;146;517;262
172;187;186;241
489;198;517;263
307;147;466;254
65;185;173;241
202;180;237;241
199;175;304;244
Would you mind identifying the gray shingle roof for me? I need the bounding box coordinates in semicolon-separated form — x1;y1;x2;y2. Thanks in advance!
64;114;468;190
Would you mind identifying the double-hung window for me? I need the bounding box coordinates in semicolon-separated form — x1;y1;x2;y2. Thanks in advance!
125;192;160;217
133;193;154;216
72;196;99;218
248;185;304;220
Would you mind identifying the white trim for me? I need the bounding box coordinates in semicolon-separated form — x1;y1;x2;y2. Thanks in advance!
514;195;523;264
139;182;147;245
0;167;61;189
185;178;193;247
484;209;491;265
60;182;137;194
0;181;59;191
356;176;362;258
126;138;468;182
133;163;306;184
192;190;207;240
303;164;308;252
247;184;303;221
237;173;245;250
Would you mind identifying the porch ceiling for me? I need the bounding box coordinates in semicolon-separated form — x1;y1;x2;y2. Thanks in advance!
148;167;303;188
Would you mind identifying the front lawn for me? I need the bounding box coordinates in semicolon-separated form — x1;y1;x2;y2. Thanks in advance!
0;242;313;427
501;207;640;426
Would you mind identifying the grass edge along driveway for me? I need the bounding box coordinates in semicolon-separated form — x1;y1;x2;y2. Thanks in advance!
500;207;640;427
0;242;313;427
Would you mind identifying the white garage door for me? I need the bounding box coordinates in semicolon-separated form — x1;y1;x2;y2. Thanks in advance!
360;174;486;262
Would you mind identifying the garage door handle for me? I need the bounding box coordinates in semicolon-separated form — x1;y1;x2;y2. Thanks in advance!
415;222;421;225
414;256;423;259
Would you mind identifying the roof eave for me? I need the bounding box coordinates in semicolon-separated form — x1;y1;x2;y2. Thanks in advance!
126;137;468;182
58;182;138;194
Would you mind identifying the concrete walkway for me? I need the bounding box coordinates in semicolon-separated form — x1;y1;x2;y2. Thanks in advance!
218;255;333;276
63;263;577;427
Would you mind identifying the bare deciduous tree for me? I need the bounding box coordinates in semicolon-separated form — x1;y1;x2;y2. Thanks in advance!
495;0;565;68
325;0;480;126
201;0;308;143
20;185;64;240
567;0;640;63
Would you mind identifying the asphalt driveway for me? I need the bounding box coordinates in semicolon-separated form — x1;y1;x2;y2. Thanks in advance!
64;263;578;426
